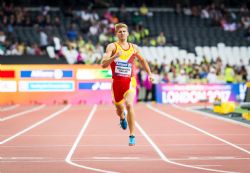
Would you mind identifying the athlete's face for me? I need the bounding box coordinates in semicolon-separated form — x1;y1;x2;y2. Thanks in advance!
116;27;129;41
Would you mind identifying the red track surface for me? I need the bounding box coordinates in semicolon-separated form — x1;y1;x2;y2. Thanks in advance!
1;103;250;173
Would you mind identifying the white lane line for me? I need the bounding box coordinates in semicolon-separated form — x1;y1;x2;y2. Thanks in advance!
2;157;250;163
193;165;222;167
147;104;250;155
1;160;149;163
1;133;250;137
1;157;45;160
175;105;250;128
1;105;20;111
92;157;140;160
0;105;71;145
175;157;250;161
136;121;239;173
1;144;250;149
188;156;236;160
0;105;46;122
65;105;118;173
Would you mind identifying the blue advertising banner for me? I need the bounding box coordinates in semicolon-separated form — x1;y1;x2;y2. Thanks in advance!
20;70;73;79
19;81;74;92
78;82;112;90
156;83;246;104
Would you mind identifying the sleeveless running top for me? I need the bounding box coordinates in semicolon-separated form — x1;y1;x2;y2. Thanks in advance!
110;42;136;80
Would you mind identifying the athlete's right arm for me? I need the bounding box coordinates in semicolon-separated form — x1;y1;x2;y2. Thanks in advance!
101;43;121;68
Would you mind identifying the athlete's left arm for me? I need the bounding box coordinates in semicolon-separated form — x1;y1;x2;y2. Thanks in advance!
133;44;154;82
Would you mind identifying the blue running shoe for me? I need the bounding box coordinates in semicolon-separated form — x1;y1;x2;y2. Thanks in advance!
129;135;136;146
120;118;127;130
120;111;127;130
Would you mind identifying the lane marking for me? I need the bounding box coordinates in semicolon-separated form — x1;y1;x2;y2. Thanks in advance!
2;157;250;163
65;105;118;173
175;105;250;128
0;105;71;145
147;104;250;155
1;133;250;137
1;157;45;160
0;105;46;122
0;105;20;112
136;121;238;173
92;157;140;160
2;143;250;148
188;156;236;160
193;165;222;167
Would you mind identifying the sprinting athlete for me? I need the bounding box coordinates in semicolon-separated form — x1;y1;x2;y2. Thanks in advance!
101;23;153;146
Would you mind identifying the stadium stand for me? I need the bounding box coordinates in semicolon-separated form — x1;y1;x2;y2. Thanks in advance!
0;0;249;84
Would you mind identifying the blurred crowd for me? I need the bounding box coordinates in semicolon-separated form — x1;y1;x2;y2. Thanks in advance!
0;2;157;57
137;56;250;101
174;2;250;37
0;1;249;88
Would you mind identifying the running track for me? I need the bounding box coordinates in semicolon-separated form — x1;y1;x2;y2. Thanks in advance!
1;103;250;173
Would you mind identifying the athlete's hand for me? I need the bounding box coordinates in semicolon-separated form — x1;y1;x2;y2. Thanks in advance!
114;49;122;58
148;73;154;82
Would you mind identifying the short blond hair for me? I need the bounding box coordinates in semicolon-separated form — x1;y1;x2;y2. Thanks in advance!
115;23;128;33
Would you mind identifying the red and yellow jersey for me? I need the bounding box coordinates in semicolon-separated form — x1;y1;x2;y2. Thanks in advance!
110;42;136;80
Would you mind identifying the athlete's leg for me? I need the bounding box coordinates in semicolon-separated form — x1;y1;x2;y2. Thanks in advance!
124;91;136;136
115;103;127;130
112;81;126;120
115;103;125;119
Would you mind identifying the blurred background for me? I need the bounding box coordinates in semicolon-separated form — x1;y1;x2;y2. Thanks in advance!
0;0;250;105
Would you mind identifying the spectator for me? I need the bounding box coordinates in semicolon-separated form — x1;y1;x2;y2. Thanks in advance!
161;72;170;83
156;32;166;46
0;45;4;55
53;16;61;27
110;13;119;24
76;48;85;64
175;69;189;84
224;64;235;83
16;40;25;55
240;4;249;16
244;26;250;41
241;16;250;29
143;72;153;102
246;60;250;81
53;36;62;59
220;17;237;31
131;12;143;26
99;31;109;44
201;6;210;19
89;9;99;24
206;68;219;83
41;5;50;16
90;43;104;64
139;3;149;16
33;43;43;55
149;38;157;46
26;42;35;55
183;5;192;16
67;23;78;41
118;4;128;23
89;22;99;36
39;29;48;52
239;65;247;82
151;69;161;101
191;5;201;17
175;3;182;15
0;30;6;43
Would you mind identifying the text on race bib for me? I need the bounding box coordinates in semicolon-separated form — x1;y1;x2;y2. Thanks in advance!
115;62;132;77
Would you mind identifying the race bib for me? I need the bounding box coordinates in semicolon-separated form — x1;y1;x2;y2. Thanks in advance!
115;62;132;77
